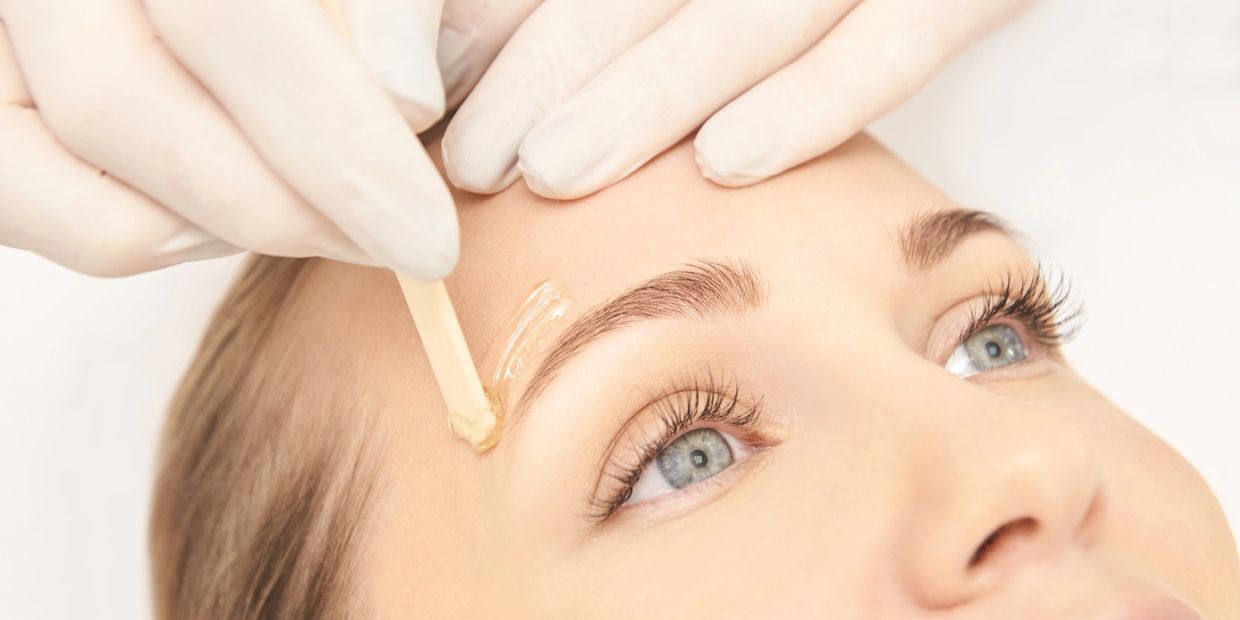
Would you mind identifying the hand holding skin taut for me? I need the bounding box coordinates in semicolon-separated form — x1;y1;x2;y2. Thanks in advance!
444;0;1035;197
0;0;1034;276
0;0;543;278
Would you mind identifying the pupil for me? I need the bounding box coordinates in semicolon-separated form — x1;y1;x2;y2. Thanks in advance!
985;341;1002;358
689;449;708;468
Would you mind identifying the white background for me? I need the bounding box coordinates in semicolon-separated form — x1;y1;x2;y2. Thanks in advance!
1;1;1237;617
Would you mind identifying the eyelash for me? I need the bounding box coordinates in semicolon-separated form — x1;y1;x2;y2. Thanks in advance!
589;267;1083;522
961;265;1084;350
589;376;762;521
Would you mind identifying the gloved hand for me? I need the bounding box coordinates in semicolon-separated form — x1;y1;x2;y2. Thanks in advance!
0;0;539;279
443;0;1035;198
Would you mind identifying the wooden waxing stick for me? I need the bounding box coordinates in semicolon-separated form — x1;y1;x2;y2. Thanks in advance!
319;0;501;451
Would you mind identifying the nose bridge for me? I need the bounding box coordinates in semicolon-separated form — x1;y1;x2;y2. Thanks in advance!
895;389;1103;609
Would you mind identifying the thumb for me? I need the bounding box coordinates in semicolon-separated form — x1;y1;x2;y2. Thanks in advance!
340;0;447;131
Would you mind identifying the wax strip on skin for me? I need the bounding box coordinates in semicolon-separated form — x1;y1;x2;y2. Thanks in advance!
483;280;575;418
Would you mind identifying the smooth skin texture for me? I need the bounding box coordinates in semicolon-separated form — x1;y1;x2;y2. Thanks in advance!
277;133;1240;617
443;0;1035;197
0;0;539;278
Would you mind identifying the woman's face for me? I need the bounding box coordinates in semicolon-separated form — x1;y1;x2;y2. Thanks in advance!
295;135;1239;618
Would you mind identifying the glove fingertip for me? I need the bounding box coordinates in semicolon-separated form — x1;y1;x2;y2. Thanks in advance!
393;92;446;133
441;125;511;195
515;133;592;200
693;128;768;188
386;228;460;281
375;59;445;131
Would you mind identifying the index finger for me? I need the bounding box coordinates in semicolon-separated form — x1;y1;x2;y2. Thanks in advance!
516;0;859;199
438;0;543;108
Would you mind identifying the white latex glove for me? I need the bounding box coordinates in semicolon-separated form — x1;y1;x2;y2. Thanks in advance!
437;0;542;110
443;0;1034;198
0;0;483;278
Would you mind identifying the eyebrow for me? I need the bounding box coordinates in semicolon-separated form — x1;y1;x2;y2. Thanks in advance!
511;260;765;420
899;208;1010;270
510;209;1011;420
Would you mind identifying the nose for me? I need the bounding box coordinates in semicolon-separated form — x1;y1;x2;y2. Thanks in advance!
897;402;1104;609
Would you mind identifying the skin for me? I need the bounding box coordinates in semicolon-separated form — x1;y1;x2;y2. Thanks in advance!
277;133;1240;618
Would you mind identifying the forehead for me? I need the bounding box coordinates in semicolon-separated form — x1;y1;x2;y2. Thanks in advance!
445;135;954;351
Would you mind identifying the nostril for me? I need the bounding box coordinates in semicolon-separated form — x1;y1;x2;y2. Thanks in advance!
968;517;1038;569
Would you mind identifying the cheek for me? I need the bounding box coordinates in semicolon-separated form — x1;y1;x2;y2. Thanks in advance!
540;452;894;618
1073;395;1240;613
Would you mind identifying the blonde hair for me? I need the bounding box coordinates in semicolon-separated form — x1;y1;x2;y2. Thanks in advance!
150;256;382;619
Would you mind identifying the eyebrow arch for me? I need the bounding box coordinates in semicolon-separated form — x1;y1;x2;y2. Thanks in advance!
900;209;1011;271
510;260;765;422
508;210;1007;422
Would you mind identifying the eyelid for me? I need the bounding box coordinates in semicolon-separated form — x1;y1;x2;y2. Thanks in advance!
624;426;755;508
964;266;1082;346
922;266;1082;366
610;443;775;525
586;376;776;522
925;296;990;364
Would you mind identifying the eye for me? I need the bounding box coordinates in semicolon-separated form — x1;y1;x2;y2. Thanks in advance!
945;323;1028;378
625;428;746;506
